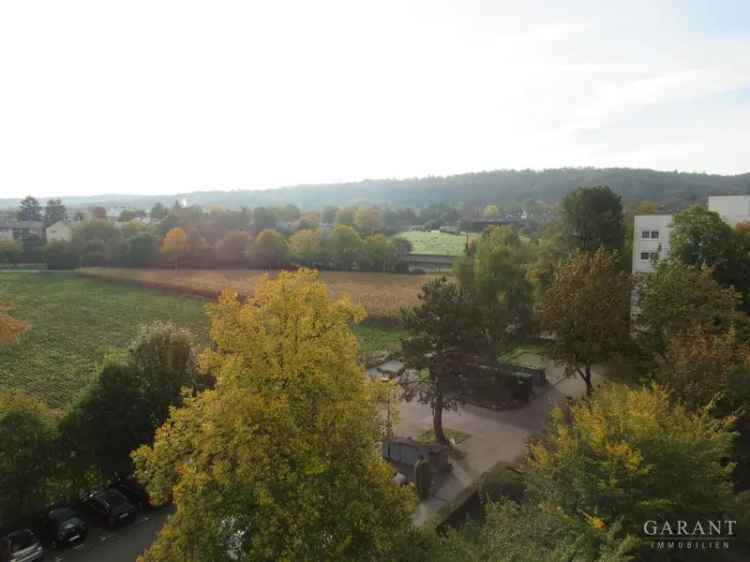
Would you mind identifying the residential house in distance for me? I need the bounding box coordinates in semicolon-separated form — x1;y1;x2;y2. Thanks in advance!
0;221;45;242
105;207;129;221
132;216;154;226
46;220;74;242
632;195;750;274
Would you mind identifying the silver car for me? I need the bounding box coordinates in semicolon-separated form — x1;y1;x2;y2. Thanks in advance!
4;529;44;562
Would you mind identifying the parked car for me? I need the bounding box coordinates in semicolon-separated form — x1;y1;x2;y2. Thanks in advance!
111;477;152;510
2;529;44;562
81;489;137;528
46;506;88;548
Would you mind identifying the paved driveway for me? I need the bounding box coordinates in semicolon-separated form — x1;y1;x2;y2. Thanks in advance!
391;359;604;526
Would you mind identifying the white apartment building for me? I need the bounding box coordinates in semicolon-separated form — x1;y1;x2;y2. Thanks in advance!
632;215;673;273
632;195;750;274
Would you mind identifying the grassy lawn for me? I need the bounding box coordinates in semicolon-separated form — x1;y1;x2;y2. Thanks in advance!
416;428;470;445
0;272;403;409
354;323;404;355
500;342;549;369
397;230;477;256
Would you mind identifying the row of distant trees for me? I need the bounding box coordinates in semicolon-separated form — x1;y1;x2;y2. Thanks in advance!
16;220;415;272
0;197;452;269
11;193;549;231
160;225;414;272
2;194;557;272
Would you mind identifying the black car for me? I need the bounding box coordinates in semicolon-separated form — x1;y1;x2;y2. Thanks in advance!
82;489;137;528
47;506;87;548
2;528;44;561
111;477;152;510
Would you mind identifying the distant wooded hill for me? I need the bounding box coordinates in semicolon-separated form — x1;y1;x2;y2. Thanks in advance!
3;167;749;210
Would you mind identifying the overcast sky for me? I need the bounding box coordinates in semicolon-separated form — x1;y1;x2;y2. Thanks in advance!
1;0;749;198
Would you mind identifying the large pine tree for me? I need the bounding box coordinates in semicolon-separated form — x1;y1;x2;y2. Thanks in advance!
17;196;42;222
43;198;67;226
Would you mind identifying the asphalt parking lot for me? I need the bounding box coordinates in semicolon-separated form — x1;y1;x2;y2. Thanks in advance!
42;507;171;562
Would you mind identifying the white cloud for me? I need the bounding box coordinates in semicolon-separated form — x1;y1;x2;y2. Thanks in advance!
0;0;748;198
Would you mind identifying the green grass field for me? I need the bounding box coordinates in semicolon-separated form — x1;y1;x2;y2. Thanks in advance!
397;230;476;256
0;272;403;409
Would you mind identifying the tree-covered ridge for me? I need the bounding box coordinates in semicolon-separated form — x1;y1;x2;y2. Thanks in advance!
2;167;749;210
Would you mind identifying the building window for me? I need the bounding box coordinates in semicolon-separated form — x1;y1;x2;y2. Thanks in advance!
640;252;650;260
641;230;650;239
650;252;658;260
650;230;659;239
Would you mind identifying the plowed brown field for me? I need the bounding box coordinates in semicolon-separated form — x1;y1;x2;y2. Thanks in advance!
78;267;432;320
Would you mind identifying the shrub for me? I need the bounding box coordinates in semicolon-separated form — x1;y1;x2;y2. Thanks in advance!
480;468;525;503
43;241;78;270
19;234;44;263
127;233;158;267
0;240;22;266
71;220;123;264
80;250;107;267
360;234;397;272
0;391;58;522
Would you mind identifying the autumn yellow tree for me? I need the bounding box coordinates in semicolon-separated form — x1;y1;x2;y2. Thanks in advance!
297;211;321;230
526;384;735;561
354;207;383;237
0;303;26;344
335;207;356;226
247;228;288;269
133;269;415;562
160;227;188;269
482;204;500;220
288;228;323;267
